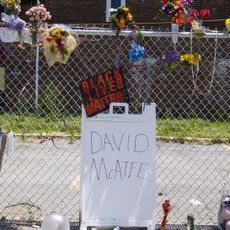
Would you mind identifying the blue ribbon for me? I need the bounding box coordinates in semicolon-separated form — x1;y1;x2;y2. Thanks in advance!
128;41;145;63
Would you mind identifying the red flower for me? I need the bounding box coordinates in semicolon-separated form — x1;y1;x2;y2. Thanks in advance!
163;200;171;215
162;0;169;3
200;9;211;20
173;10;185;26
186;18;194;24
190;10;199;19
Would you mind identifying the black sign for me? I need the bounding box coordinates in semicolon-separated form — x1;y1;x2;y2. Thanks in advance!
79;68;130;117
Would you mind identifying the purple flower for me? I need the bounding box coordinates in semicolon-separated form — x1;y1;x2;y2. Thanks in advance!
162;4;172;15
181;0;193;8
164;53;180;63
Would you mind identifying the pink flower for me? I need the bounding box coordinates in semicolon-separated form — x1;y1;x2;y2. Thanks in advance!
25;4;52;45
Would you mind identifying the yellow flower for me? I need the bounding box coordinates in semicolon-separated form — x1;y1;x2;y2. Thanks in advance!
50;28;63;40
180;53;201;65
118;17;126;29
122;7;129;13
225;18;230;26
47;37;55;44
225;18;230;32
126;12;133;22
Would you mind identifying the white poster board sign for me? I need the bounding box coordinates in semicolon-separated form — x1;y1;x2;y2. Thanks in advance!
80;103;156;230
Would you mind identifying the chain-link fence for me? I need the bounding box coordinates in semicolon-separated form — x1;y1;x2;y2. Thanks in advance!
0;27;229;226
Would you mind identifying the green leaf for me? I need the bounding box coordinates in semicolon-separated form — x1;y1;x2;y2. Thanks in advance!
50;45;55;53
137;31;143;40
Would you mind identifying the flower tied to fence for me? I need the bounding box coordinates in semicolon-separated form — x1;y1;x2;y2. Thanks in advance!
186;9;211;39
187;9;211;23
225;18;230;32
110;7;134;38
180;52;202;65
128;40;145;63
128;27;144;64
25;4;51;46
158;0;192;26
0;0;26;47
110;7;133;29
163;52;180;70
0;0;21;15
43;25;77;66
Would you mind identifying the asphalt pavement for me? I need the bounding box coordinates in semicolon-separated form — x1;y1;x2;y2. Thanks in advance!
0;138;229;226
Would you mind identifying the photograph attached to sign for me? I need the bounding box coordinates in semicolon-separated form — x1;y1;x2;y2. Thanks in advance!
79;67;130;117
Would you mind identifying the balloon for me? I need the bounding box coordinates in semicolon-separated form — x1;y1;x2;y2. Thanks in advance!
41;213;70;230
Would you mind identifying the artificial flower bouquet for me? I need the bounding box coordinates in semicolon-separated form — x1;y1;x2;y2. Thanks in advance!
157;0;192;26
110;7;133;29
163;52;180;70
225;18;230;32
43;25;77;66
127;27;145;64
128;40;145;63
180;52;202;65
188;9;211;23
160;200;171;230
0;0;26;47
25;4;51;46
0;0;21;15
186;9;211;39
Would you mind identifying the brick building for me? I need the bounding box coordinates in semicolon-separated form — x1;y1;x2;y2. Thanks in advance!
20;0;230;29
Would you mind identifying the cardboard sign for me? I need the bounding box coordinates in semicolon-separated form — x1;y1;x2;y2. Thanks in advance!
80;103;156;230
79;68;129;117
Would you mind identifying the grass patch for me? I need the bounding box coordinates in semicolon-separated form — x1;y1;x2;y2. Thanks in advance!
0;114;81;136
0;114;229;141
157;118;230;140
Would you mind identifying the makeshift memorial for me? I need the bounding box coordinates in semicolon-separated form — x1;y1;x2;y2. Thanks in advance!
186;9;211;40
79;67;130;117
25;4;51;46
160;199;171;230
41;213;70;230
225;18;230;33
180;52;201;66
43;25;77;66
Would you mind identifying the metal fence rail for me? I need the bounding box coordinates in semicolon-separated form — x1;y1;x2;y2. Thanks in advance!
0;27;229;226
